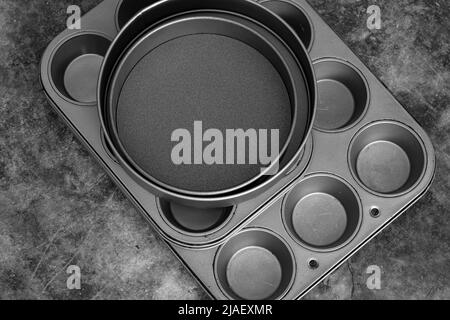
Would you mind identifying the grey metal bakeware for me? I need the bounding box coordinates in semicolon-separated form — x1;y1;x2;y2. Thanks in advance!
41;0;435;300
98;0;317;208
99;1;317;207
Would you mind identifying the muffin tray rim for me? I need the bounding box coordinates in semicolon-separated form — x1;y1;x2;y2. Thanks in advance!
40;0;436;300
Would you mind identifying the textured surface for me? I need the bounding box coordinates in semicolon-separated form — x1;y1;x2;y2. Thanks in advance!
0;0;448;300
117;33;291;192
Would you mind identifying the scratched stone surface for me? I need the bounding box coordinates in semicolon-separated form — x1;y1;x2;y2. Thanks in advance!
0;0;448;300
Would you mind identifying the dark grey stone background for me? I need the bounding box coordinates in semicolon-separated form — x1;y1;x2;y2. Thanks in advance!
0;0;448;299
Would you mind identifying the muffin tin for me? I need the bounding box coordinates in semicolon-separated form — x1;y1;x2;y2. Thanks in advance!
41;0;435;299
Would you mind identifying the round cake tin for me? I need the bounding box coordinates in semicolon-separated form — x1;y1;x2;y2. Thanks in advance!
98;0;317;207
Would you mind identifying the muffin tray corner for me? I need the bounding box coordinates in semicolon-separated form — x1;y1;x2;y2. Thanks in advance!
41;0;435;300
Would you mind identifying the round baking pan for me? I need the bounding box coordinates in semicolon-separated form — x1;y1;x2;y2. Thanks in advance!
115;0;161;30
98;0;316;206
108;15;299;193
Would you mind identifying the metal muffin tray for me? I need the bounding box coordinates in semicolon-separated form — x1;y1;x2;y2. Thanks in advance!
40;0;435;300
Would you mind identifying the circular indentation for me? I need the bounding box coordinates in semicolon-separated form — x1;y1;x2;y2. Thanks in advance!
370;207;380;218
313;59;369;131
283;174;362;251
308;259;319;270
261;0;314;50
50;33;110;105
158;199;234;234
115;0;160;30
227;247;282;300
349;121;426;196
64;54;104;104
358;141;410;193
292;193;347;247
317;80;355;129
215;228;295;300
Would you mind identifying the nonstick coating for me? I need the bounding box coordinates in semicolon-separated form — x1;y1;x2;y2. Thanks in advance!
98;0;316;205
109;14;303;193
116;33;291;192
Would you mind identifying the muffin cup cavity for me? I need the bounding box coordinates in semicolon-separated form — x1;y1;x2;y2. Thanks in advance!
215;228;295;300
158;199;234;235
349;121;426;196
283;174;362;251
313;59;369;131
261;0;314;50
49;33;111;105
